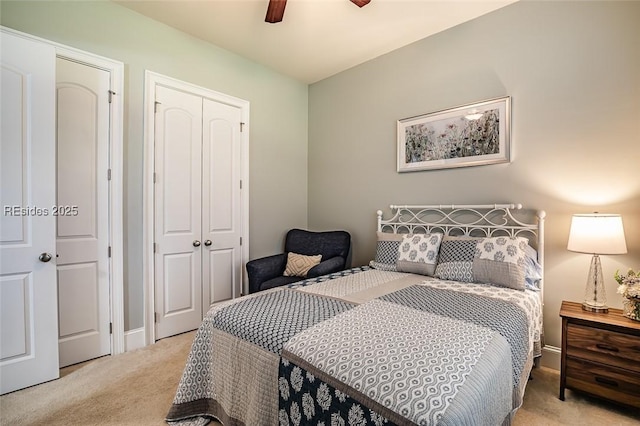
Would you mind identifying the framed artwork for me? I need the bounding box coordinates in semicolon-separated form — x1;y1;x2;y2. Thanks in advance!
397;96;511;172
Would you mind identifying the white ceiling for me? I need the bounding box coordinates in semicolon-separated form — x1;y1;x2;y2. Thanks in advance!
116;0;517;84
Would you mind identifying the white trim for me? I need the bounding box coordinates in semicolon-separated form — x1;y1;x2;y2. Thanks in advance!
124;327;147;352
0;27;125;355
540;345;561;371
143;71;250;345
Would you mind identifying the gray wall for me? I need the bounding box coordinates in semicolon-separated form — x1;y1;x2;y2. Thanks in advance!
308;1;640;350
1;1;309;330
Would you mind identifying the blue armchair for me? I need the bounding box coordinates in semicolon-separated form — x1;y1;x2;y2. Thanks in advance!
246;228;351;293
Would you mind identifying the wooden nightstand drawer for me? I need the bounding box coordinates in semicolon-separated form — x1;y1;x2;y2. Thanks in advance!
560;301;640;408
566;323;640;372
566;357;640;408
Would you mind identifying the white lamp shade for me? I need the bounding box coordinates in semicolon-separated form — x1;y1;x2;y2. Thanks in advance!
567;214;627;255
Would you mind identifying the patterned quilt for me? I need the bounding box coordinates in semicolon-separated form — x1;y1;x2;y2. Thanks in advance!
166;267;542;426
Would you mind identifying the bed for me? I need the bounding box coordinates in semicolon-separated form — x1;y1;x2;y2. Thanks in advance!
166;204;545;426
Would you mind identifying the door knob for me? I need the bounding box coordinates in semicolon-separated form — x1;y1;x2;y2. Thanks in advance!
39;252;53;262
204;240;212;246
193;240;201;247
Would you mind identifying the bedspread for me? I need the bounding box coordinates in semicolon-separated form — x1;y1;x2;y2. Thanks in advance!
166;267;541;426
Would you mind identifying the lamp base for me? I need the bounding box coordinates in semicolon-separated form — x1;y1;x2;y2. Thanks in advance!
582;302;608;313
582;254;608;314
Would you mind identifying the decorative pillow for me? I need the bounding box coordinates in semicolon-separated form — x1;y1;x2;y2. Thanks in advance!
396;233;443;276
524;245;543;291
434;236;481;282
473;236;528;290
369;232;403;271
283;252;322;277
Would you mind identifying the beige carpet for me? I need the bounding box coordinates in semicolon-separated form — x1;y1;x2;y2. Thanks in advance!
1;331;638;425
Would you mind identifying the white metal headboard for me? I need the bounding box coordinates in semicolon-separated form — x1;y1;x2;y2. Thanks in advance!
377;203;546;296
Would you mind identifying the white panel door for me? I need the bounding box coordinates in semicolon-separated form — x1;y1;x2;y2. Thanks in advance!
202;99;243;307
56;58;111;367
154;86;203;339
0;32;59;394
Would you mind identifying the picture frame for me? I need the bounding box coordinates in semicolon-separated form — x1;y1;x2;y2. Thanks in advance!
397;96;511;172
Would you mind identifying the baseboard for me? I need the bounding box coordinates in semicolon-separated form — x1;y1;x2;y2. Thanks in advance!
124;327;146;352
540;345;561;371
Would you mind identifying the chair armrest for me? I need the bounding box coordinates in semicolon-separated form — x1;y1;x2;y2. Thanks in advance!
246;253;288;293
307;256;345;278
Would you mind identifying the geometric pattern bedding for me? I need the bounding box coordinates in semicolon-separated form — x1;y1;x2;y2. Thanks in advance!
418;277;543;356
280;298;511;426
289;265;372;287
166;267;542;426
211;289;355;355
380;285;529;388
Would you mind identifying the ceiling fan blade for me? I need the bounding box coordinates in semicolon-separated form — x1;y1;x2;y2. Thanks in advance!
265;0;287;23
350;0;371;7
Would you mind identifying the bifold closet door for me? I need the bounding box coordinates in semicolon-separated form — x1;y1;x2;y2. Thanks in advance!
201;98;243;308
154;85;243;340
154;86;204;340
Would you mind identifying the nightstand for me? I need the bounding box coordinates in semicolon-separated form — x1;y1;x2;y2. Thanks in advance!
559;300;640;408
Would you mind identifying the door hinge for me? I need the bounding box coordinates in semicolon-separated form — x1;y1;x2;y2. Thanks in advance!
153;243;157;253
240;237;243;246
240;180;242;189
109;322;113;334
240;122;245;132
107;168;112;181
153;172;157;183
154;101;161;113
154;312;159;323
108;246;112;258
108;90;115;104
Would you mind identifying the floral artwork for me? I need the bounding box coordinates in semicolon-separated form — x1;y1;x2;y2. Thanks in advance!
405;109;500;163
615;268;640;321
397;97;510;172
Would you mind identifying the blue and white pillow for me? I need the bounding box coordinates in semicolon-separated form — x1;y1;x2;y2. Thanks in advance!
369;232;403;271
473;236;528;290
396;233;443;276
524;245;543;291
434;236;480;282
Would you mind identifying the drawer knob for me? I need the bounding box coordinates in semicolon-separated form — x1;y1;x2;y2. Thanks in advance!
594;376;618;387
595;343;619;352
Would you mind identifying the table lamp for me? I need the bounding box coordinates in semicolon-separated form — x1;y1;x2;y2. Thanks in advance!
567;213;627;313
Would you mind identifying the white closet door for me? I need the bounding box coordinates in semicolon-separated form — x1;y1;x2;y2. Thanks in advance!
154;86;203;339
56;57;111;367
0;32;59;394
202;99;243;307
